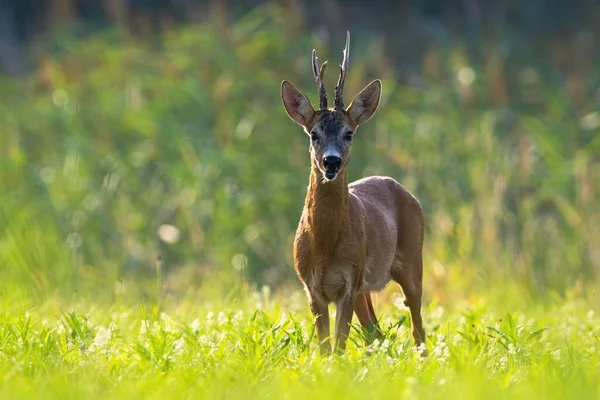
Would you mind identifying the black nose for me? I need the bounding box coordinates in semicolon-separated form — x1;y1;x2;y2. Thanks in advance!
323;155;341;170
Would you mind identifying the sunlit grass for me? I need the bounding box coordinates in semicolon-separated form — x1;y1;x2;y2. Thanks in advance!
0;289;598;399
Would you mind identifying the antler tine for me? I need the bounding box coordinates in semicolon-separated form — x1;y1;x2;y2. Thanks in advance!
312;49;328;110
334;31;350;110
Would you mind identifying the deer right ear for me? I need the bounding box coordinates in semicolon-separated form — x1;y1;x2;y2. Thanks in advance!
281;81;315;127
346;80;382;127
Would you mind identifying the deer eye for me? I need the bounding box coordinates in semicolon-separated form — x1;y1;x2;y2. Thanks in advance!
344;131;353;142
310;131;320;144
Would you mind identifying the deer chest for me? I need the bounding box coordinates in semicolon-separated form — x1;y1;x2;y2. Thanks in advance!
305;264;355;304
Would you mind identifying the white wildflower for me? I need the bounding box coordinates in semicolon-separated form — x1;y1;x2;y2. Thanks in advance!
217;312;229;326
380;339;391;352
89;324;113;352
160;313;175;332
190;318;201;332
414;342;428;357
172;337;185;356
198;335;210;346
432;338;450;364
367;339;381;353
452;333;464;343
499;356;508;369
232;311;244;323
386;355;399;365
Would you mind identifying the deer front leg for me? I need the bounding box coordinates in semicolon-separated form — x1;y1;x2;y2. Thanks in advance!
309;297;331;355
334;291;356;354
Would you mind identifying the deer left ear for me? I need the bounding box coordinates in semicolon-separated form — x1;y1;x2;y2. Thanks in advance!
281;80;316;128
346;80;381;127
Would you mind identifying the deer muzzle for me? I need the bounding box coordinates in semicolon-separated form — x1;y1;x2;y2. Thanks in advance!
323;155;341;180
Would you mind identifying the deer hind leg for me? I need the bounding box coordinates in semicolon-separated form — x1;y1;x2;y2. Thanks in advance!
354;292;382;343
392;256;426;350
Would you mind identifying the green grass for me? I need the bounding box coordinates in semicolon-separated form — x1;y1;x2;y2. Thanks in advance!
0;290;598;399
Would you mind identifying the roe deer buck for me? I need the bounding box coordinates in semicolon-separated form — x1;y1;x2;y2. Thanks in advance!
281;31;426;355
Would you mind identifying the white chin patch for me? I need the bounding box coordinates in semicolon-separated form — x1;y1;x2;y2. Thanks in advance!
324;171;338;181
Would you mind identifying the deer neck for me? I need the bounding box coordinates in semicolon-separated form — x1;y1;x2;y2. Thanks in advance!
305;164;349;250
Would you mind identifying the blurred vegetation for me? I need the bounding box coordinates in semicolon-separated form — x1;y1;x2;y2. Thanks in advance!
0;2;598;303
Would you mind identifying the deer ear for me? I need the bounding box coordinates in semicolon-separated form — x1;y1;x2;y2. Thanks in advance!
346;80;381;127
281;80;315;127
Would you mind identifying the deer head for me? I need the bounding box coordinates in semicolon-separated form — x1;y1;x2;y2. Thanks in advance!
281;31;382;181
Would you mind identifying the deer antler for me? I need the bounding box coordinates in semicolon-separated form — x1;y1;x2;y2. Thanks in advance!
334;31;350;111
312;49;328;110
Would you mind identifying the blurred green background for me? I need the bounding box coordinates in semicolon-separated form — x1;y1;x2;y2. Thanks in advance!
0;0;598;303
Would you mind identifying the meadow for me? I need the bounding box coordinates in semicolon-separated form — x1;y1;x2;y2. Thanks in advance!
0;290;598;399
0;4;599;399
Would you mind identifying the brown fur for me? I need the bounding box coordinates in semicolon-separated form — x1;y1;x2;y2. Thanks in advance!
281;40;426;355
